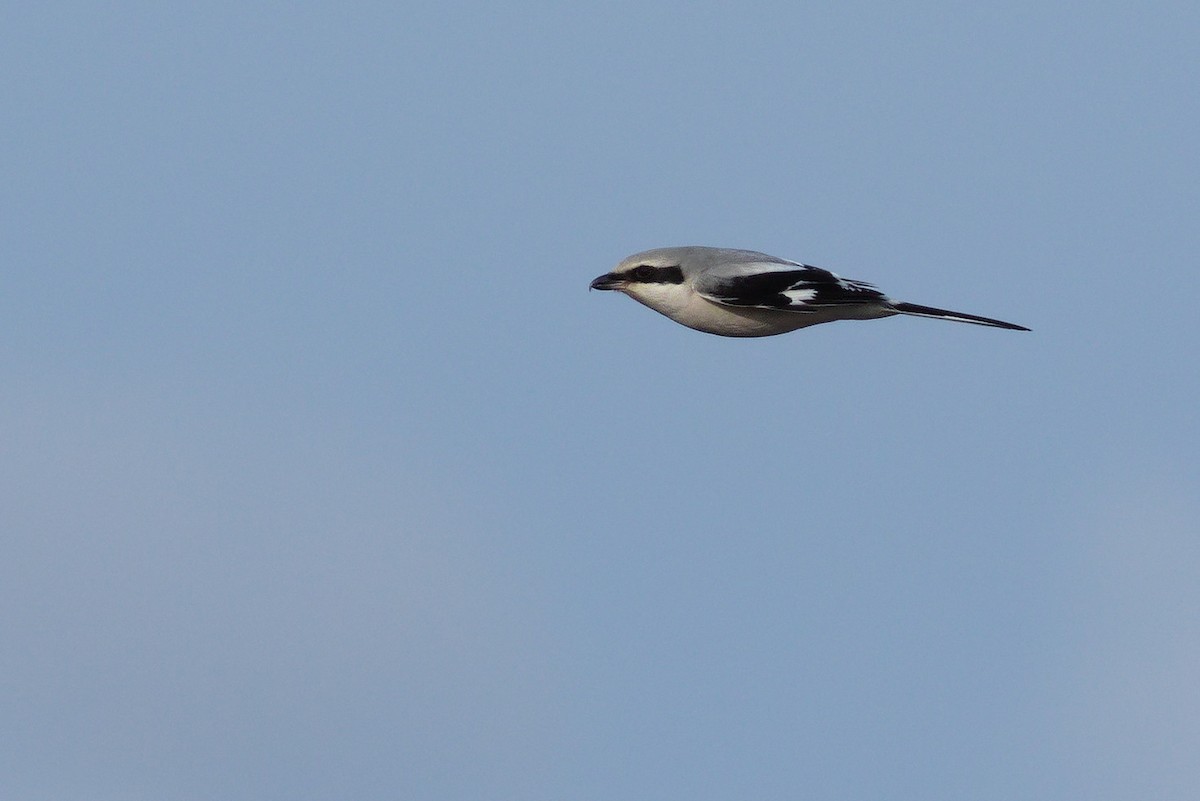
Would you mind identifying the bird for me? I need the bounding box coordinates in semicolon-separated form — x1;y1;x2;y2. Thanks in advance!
590;246;1029;337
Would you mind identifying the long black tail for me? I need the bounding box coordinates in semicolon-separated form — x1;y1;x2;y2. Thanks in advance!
891;302;1030;331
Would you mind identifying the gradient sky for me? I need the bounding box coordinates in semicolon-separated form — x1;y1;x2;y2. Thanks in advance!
4;2;1199;799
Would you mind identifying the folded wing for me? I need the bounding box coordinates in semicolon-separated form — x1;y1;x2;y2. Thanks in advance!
695;263;887;313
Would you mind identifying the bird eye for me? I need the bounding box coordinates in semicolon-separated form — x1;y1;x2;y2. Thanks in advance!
631;265;655;281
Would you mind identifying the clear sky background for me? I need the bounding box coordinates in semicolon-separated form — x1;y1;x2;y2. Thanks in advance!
3;2;1199;799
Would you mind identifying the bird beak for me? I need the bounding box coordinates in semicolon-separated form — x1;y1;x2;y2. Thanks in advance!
590;272;624;291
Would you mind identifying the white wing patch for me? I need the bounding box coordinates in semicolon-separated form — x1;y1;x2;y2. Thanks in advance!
782;287;817;304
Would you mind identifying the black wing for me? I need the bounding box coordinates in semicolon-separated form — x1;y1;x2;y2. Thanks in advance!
696;265;887;312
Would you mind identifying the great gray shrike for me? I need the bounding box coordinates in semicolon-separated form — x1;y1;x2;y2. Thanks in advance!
590;246;1029;337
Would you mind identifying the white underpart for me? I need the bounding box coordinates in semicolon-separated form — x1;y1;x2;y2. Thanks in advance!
621;281;894;338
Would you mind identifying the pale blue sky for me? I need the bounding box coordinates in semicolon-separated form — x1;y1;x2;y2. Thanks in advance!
3;2;1199;799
